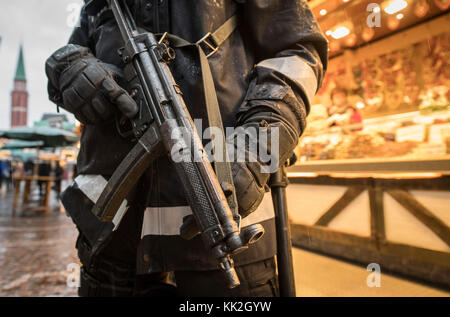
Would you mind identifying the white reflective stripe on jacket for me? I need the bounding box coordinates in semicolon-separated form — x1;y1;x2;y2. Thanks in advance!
257;57;318;105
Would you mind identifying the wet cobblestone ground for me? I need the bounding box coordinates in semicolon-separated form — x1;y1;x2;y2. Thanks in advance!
0;184;79;297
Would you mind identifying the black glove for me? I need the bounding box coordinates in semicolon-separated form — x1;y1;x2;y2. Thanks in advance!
230;101;300;218
45;44;138;124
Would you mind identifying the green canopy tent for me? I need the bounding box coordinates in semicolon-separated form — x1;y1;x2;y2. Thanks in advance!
0;140;46;162
9;150;37;162
0;140;44;150
0;126;79;148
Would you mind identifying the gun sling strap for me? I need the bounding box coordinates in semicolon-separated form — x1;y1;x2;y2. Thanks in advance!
159;15;240;221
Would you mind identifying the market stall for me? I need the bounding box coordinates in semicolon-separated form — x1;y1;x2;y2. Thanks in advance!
288;1;450;287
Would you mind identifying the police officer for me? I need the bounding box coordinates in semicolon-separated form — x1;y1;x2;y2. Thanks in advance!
46;0;327;296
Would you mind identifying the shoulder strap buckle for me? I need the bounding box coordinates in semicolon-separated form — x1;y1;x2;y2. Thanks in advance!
196;15;239;59
196;32;219;58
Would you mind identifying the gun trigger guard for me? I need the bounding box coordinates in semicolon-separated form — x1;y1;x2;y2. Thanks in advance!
115;113;135;139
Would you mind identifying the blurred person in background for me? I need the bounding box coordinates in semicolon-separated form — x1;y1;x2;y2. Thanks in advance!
0;160;5;190
24;159;35;176
327;87;362;129
4;160;12;191
52;160;64;199
37;160;51;197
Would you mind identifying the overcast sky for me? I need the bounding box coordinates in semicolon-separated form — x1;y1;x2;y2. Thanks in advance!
0;0;84;130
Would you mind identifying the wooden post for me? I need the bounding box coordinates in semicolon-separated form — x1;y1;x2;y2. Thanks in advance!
22;179;31;208
369;188;386;248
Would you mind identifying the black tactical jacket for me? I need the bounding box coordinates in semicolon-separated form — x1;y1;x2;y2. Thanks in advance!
67;0;327;274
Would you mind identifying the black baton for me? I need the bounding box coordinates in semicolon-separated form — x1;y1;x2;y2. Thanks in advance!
270;165;296;297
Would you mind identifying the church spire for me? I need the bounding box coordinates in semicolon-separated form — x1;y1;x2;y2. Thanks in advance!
11;44;28;128
14;45;26;81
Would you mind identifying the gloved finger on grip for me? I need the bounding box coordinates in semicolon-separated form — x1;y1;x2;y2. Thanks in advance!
91;93;113;121
231;162;265;218
101;78;138;119
116;93;139;119
245;160;271;187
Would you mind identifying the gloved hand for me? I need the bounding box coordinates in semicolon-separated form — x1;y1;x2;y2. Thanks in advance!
45;44;138;124
230;102;300;218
